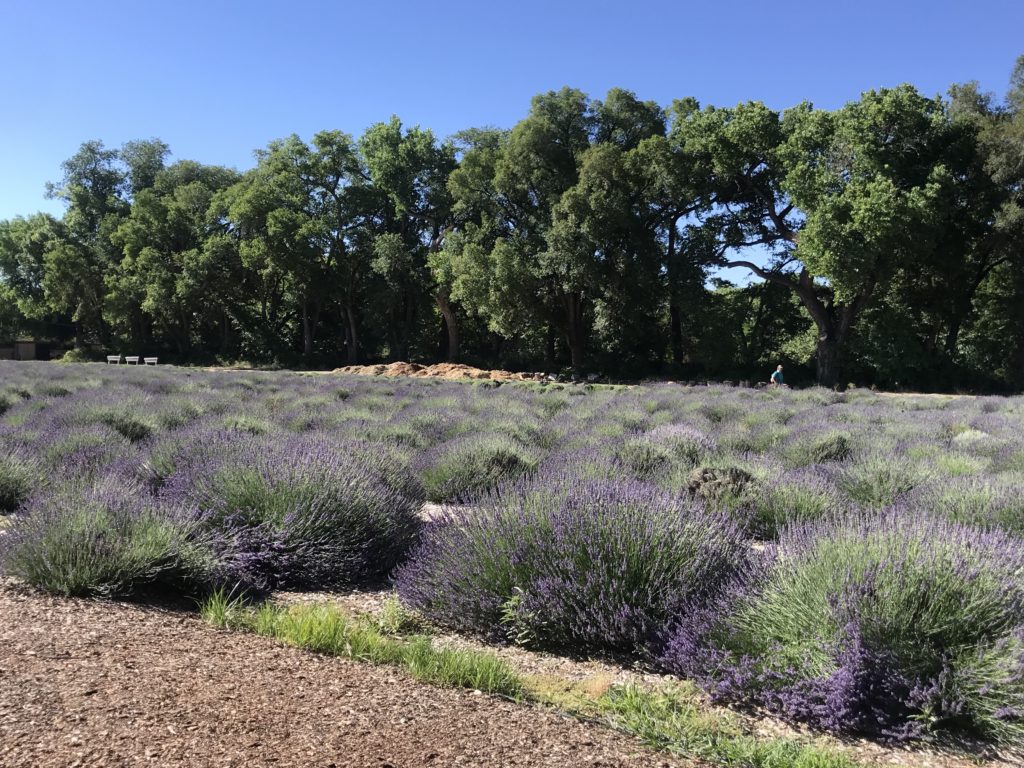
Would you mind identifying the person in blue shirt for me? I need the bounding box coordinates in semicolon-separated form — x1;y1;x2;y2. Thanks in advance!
770;364;784;387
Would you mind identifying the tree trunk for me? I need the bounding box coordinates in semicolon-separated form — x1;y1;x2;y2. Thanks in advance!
815;333;843;388
565;293;586;370
666;218;684;364
302;300;313;359
345;306;359;365
436;293;459;362
669;305;684;364
402;289;415;361
220;313;230;355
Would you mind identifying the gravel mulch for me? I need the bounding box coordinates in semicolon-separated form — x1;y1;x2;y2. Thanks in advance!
0;584;685;768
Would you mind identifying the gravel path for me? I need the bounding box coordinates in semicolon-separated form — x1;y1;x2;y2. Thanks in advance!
0;585;684;768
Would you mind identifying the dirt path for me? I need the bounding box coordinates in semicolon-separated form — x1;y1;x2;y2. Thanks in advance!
0;585;682;768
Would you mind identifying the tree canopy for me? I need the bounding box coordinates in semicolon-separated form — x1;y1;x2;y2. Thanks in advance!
2;58;1023;391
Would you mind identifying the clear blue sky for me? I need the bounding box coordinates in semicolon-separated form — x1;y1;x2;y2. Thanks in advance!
2;0;1022;223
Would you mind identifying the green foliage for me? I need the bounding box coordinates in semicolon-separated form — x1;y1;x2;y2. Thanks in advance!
746;473;847;538
2;483;214;598
373;594;425;636
0;449;37;513
420;434;540;502
718;514;1024;744
783;431;854;468
835;453;932;508
1;57;1023;389
200;598;523;698
603;685;857;768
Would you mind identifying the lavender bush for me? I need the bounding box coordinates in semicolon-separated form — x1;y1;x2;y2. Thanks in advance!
417;433;541;503
907;476;1024;535
164;435;422;589
832;451;933;508
396;475;749;655
0;476;220;597
0;446;38;513
661;511;1024;745
744;466;848;538
781;428;855;468
37;424;139;479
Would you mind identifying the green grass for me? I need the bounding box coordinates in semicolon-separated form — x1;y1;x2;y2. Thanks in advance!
199;593;523;697
601;684;858;768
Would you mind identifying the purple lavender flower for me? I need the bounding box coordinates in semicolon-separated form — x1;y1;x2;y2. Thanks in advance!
396;473;750;655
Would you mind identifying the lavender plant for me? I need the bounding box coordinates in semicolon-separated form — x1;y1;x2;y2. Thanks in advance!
781;428;855;468
831;451;933;508
744;466;849;538
907;476;1024;535
0;476;220;597
661;511;1024;745
0;446;38;513
417;433;541;503
396;475;749;655
165;435;422;589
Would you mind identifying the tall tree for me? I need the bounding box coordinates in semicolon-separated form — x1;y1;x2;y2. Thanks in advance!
680;89;979;386
108;161;240;354
359;118;456;361
225;132;365;361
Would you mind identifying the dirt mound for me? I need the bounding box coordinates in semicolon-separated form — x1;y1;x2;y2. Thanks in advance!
333;362;546;382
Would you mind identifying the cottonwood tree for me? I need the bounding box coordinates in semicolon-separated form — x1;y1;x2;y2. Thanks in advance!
359;118;456;361
445;88;670;369
957;56;1024;385
225;132;365;361
40;139;169;347
107;161;240;354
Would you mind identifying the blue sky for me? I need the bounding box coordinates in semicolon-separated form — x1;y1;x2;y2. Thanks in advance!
2;0;1023;223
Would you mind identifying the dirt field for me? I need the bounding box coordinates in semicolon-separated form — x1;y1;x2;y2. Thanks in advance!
0;583;682;768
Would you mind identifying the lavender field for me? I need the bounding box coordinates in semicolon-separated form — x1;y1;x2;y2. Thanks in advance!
1;360;1023;750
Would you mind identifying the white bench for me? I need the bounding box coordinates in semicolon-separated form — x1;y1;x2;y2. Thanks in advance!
106;355;121;364
144;357;158;366
125;356;140;365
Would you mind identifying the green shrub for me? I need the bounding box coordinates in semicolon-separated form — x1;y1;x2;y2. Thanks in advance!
663;512;1024;744
910;476;1024;534
1;479;216;597
419;433;540;503
745;469;847;538
614;436;672;479
834;453;931;508
783;431;854;468
397;477;748;655
0;448;37;513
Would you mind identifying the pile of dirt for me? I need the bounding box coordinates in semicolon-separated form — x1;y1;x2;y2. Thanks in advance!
333;361;547;382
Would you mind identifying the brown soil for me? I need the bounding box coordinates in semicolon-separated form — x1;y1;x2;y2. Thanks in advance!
277;587;1020;768
332;362;547;382
0;583;683;768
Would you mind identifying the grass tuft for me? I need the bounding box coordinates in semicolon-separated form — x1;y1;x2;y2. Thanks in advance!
603;684;858;768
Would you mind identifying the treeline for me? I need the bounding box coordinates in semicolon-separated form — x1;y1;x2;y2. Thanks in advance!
2;58;1023;389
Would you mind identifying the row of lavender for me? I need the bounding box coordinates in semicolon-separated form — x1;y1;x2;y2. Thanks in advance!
1;361;1022;748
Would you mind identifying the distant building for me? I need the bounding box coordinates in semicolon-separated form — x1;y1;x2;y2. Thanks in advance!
0;340;52;361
